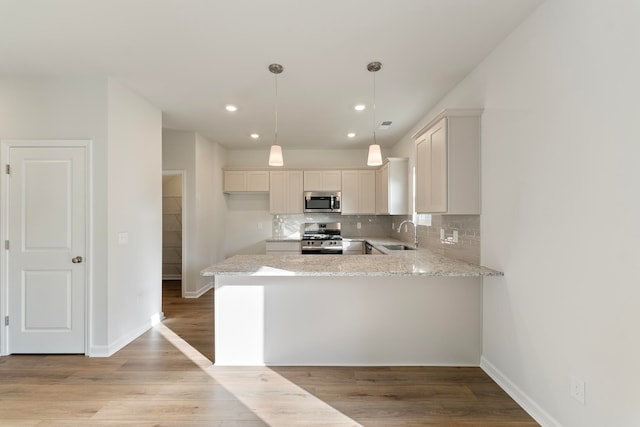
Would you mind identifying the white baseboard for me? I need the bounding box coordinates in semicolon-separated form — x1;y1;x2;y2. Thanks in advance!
88;312;163;357
480;356;562;427
184;281;213;299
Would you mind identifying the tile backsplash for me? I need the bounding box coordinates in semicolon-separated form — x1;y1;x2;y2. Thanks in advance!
274;212;480;265
395;214;480;264
273;214;390;239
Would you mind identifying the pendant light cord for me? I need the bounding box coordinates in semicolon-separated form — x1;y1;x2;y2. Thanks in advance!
274;71;279;145
372;69;377;144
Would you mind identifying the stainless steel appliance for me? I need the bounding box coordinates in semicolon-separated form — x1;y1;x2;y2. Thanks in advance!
301;222;343;254
303;191;341;213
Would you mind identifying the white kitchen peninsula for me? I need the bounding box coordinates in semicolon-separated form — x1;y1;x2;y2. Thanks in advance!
202;244;501;366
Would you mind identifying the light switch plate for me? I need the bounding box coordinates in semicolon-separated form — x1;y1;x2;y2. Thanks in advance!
118;232;128;245
570;376;585;404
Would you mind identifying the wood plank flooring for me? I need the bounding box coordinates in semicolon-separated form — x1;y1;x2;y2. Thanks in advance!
162;280;214;361
0;280;539;426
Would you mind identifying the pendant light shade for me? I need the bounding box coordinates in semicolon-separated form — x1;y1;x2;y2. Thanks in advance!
366;61;383;167
268;63;284;167
367;144;383;166
268;144;284;167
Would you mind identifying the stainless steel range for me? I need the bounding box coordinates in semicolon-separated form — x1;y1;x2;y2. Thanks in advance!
301;222;343;255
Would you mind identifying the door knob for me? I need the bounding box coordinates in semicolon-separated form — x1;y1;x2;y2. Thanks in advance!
72;256;83;264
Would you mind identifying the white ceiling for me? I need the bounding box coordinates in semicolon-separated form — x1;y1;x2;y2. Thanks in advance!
0;0;543;150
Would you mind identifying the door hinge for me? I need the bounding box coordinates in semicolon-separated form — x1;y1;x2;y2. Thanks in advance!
4;316;8;326
4;240;8;250
5;164;9;175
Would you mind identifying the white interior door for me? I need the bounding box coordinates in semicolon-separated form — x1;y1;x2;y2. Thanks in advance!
7;145;86;353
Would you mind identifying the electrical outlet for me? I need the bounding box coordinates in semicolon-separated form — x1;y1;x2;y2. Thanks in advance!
392;222;395;230
357;222;361;229
570;376;585;404
440;228;445;240
257;222;263;229
453;230;459;243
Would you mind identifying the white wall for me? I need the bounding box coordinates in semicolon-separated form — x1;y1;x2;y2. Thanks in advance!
226;148;381;169
194;133;227;290
106;79;162;350
0;77;111;352
392;1;640;425
0;77;163;356
163;129;227;297
163;130;197;295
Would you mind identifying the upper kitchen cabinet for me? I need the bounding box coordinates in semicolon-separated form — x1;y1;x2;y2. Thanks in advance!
376;157;409;215
270;170;303;214
303;170;341;191
224;170;269;193
341;170;376;215
415;109;481;214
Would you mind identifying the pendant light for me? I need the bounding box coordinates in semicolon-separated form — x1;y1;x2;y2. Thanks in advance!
268;63;284;167
366;61;383;167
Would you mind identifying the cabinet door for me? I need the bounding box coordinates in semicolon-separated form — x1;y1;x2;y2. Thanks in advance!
270;171;303;214
415;118;447;213
429;120;448;213
375;164;389;214
287;171;303;213
247;171;269;192
322;170;342;191
415;138;429;212
303;171;323;191
266;241;301;254
269;171;287;213
358;170;376;214
304;170;341;191
341;171;359;214
224;171;246;192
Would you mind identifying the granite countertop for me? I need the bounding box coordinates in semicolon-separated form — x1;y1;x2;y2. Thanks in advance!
202;236;503;277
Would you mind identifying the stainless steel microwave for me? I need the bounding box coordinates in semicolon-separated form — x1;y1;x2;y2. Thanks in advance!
304;191;341;213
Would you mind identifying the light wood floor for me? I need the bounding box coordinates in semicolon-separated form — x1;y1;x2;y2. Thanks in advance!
0;280;539;426
162;280;214;361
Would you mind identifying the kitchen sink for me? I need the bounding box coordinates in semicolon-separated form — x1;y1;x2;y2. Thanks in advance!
382;244;416;251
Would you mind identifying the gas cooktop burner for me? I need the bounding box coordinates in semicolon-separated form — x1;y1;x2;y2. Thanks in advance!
301;222;343;254
302;234;343;241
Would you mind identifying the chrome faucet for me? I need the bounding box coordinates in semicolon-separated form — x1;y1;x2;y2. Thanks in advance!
397;220;418;248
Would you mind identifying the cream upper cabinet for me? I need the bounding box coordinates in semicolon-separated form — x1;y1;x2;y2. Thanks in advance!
341;170;376;215
376;157;409;215
303;170;341;191
269;170;303;214
224;170;269;193
415;110;481;214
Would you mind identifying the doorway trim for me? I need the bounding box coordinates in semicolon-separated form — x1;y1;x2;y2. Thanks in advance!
162;170;187;297
0;139;92;356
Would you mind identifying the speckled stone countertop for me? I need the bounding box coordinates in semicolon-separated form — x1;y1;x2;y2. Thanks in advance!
202;236;503;277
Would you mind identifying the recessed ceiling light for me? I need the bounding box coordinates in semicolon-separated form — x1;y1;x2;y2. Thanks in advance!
225;105;238;112
250;133;260;139
347;133;356;138
354;104;366;111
